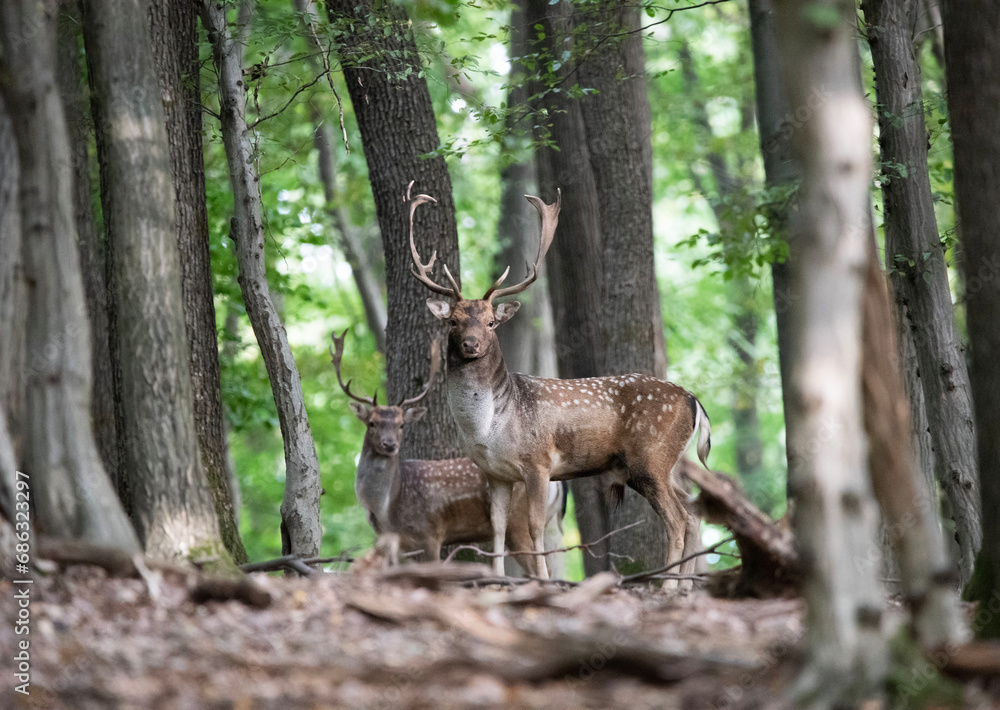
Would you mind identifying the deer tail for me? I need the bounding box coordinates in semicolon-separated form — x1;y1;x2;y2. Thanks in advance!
693;397;711;468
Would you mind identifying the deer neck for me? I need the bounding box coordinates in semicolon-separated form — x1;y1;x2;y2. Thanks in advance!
446;342;517;441
355;442;402;530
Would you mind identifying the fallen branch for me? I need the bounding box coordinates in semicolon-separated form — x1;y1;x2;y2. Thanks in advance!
443;520;644;564
35;536;192;578
189;577;272;608
240;552;355;576
620;535;736;585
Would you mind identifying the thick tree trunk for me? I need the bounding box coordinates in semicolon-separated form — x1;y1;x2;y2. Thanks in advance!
81;0;225;561
149;0;247;564
0;96;25;468
525;0;611;575
294;0;388;353
200;1;323;558
577;1;666;574
864;0;980;587
942;1;1000;639
773;0;888;701
0;0;139;551
55;5;120;495
326;0;462;460
496;0;555;379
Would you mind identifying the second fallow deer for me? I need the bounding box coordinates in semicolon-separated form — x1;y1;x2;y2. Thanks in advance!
408;185;711;580
331;330;563;575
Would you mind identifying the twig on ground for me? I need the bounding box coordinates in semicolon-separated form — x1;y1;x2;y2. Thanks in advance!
619;535;736;585
241;552;355;575
443;520;645;564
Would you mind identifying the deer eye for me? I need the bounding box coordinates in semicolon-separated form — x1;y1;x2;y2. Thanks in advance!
449;318;458;327
488;320;495;328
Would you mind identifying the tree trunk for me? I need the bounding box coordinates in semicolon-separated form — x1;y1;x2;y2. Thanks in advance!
773;0;888;701
0;96;25;468
747;0;801;501
525;0;611;575
577;0;665;574
864;0;980;587
861;237;966;647
55;4;120;496
81;0;226;562
326;0;462;460
148;0;247;564
200;1;323;558
496;0;555;378
294;0;388;353
0;0;139;551
0;97;23;521
942;0;1000;638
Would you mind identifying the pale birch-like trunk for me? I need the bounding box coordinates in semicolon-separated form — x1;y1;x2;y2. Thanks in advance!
81;0;225;561
0;0;139;551
773;0;888;702
864;0;980;587
201;1;323;558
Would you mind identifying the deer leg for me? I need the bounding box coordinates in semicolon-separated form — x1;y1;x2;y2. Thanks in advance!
639;478;689;590
489;479;514;576
524;472;551;580
423;538;442;563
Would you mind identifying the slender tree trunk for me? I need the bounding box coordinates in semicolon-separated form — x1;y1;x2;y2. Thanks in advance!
200;1;323;558
525;0;611;575
326;0;461;460
577;0;666;574
81;0;226;561
294;0;388;353
148;0;247;564
773;0;888;702
0;96;25;468
0;97;23;521
55;4;120;496
0;0;139;551
496;0;556;378
942;0;1000;638
864;0;980;587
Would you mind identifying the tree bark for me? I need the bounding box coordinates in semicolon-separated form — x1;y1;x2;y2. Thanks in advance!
773;0;888;701
55;4;120;496
0;0;139;551
294;0;388;353
326;0;462;460
577;0;665;574
81;0;226;561
864;0;980;587
496;0;556;379
148;0;247;564
942;0;1000;639
747;0;801;501
200;1;323;558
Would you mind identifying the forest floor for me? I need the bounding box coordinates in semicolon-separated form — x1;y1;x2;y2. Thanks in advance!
1;562;996;710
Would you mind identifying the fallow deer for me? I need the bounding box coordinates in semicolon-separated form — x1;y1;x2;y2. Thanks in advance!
407;185;711;580
331;330;564;575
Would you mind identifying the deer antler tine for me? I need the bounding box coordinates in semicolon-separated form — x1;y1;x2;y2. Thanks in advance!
400;336;443;407
407;188;459;298
484;189;561;301
441;263;463;300
482;265;511;301
330;329;377;406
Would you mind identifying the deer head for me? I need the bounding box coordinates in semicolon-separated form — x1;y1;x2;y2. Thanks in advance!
331;329;441;456
407;181;561;361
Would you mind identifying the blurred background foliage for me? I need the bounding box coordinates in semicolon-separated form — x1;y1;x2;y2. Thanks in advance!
196;0;955;578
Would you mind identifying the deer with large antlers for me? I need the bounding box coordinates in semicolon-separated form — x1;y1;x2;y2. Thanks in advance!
408;184;711;580
331;330;564;574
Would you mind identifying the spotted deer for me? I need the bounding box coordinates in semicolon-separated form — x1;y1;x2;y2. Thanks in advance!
407;186;711;580
331;330;564;575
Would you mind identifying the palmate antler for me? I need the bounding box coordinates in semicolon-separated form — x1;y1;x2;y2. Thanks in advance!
407;181;462;300
330;329;378;406
483;189;561;302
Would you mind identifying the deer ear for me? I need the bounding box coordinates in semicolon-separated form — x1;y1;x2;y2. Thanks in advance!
426;299;452;320
348;401;372;422
494;301;521;324
403;406;427;423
